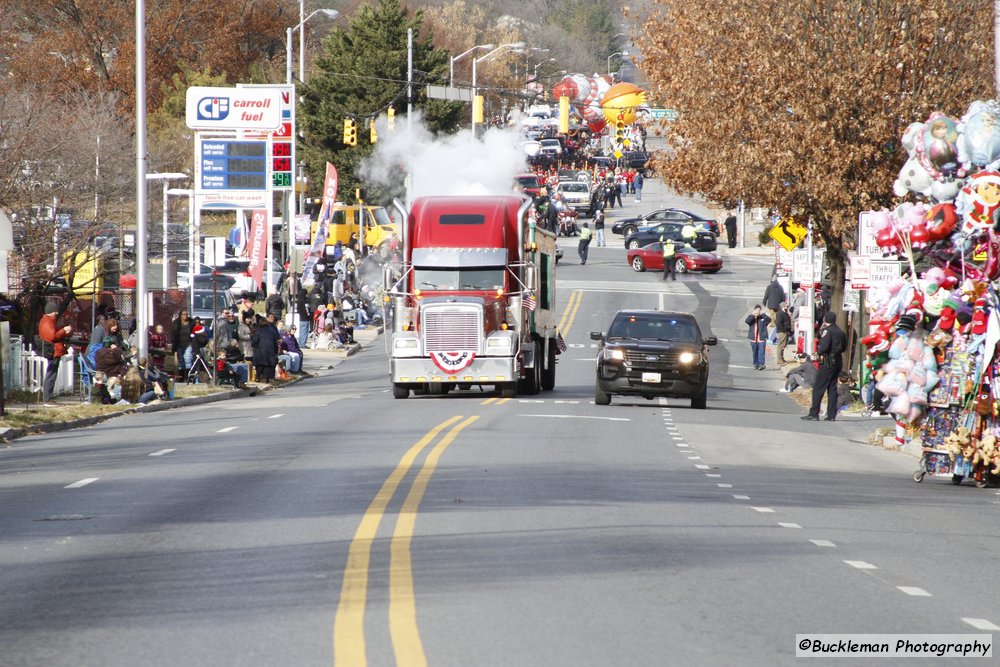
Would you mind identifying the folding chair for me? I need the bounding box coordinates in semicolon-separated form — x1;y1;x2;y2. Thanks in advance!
78;354;95;402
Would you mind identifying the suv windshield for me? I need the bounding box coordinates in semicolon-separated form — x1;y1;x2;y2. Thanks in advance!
608;315;701;343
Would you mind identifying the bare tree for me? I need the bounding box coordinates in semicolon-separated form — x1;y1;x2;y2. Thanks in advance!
638;0;993;315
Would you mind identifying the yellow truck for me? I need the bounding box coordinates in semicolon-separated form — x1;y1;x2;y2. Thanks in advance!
311;204;398;249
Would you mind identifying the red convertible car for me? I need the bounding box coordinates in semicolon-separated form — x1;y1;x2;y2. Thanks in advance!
627;242;723;274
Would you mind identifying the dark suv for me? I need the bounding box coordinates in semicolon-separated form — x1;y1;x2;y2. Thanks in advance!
590;310;717;408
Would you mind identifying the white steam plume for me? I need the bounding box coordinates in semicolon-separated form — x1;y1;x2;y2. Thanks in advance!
359;111;527;199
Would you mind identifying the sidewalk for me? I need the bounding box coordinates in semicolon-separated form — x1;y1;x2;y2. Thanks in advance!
0;324;385;442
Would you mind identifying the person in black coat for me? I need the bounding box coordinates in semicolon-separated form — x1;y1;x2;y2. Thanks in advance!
773;301;794;366
250;314;281;382
803;311;848;421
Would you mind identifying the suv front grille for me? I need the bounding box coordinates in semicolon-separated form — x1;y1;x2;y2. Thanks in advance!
625;350;681;367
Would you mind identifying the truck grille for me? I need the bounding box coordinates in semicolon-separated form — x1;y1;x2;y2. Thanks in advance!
423;308;482;352
625;350;681;367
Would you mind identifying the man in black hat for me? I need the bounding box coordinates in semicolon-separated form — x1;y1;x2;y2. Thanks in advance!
802;311;847;421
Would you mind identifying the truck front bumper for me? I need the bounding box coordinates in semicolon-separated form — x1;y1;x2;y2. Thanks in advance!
391;356;517;384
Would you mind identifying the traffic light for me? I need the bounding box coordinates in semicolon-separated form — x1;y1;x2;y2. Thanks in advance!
615;113;626;145
387;107;395;130
558;95;570;134
343;118;357;146
369;119;377;144
473;95;484;124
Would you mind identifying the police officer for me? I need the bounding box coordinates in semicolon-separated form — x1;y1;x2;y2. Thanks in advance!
681;222;697;245
660;234;676;281
802;311;847;421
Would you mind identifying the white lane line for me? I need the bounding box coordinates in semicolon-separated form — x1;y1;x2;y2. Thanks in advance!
671;436;683;440
962;618;1000;631
897;586;932;597
778;522;801;529
694;464;710;470
64;478;99;489
751;506;775;513
717;483;733;488
675;443;687;447
520;414;630;422
553;400;580;404
687;456;702;460
217;426;238;433
267;413;284;419
733;494;750;500
810;539;836;548
844;560;877;570
705;473;721;478
519;399;544;403
148;449;176;457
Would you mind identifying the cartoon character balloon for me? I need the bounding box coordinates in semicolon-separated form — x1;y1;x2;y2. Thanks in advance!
957;100;1000;169
893;114;964;202
921;112;961;177
552;73;611;133
955;170;1000;234
601;82;647;126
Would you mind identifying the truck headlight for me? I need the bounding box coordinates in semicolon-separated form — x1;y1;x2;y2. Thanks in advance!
485;332;515;355
603;348;625;361
678;351;697;364
393;334;420;357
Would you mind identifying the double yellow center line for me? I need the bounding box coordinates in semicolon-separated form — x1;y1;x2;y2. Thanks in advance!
333;415;479;667
558;289;583;339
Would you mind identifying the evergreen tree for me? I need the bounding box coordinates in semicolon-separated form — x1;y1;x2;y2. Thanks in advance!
300;0;462;203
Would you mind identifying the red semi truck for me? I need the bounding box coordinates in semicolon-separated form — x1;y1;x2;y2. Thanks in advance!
386;195;560;398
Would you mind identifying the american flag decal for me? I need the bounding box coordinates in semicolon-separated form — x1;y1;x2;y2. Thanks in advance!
523;294;537;311
556;333;567;353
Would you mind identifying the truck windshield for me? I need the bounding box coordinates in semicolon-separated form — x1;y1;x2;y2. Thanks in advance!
413;268;505;291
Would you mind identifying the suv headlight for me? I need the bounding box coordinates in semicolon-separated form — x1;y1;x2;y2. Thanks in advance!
603;348;625;361
678;351;697;364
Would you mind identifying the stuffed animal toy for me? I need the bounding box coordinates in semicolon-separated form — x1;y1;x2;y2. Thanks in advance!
924;329;953;349
924;203;959;241
957;100;1000;170
937;297;961;330
944;426;971;460
971;297;989;335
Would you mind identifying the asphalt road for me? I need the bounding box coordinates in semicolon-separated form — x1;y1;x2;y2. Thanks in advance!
2;224;998;666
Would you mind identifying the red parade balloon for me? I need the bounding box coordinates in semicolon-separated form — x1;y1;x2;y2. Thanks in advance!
924;203;957;242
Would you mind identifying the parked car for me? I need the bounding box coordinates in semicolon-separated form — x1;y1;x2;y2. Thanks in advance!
591;309;717;408
515;174;542;198
555;181;592;215
627;242;722;274
623;150;648;170
216;257;286;297
539;138;563;156
190;288;236;332
623;221;718;253
612;208;718;238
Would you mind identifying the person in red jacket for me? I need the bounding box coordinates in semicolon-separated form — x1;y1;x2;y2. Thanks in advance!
38;302;72;405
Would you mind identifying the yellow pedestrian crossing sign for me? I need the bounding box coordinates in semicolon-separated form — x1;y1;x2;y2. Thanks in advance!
768;217;808;251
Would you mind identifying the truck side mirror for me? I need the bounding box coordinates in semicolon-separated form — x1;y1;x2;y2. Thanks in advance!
383;266;394;292
590;331;603;340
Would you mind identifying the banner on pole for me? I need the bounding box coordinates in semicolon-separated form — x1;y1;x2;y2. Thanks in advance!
246;209;268;288
302;163;338;285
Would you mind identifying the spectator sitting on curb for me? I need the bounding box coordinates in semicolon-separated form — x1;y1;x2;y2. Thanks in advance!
782;354;818;393
836;373;856;412
313;323;344;350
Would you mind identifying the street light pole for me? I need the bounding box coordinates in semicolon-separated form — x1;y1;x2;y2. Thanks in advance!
285;8;339;84
146;172;188;288
472;42;526;135
607;50;628;76
450;43;494;86
135;0;149;362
